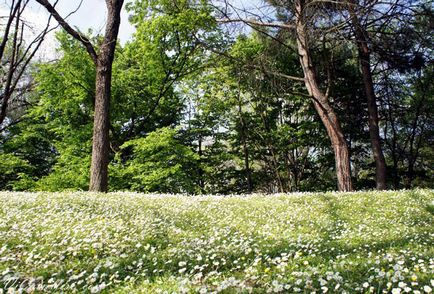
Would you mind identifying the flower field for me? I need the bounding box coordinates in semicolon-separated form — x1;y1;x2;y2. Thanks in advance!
0;190;433;293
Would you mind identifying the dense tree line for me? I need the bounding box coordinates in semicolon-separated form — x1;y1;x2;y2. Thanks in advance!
0;0;433;193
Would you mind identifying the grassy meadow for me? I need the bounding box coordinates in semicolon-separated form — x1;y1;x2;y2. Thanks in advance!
0;190;433;293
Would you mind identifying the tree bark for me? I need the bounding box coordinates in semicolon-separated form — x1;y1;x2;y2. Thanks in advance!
236;83;253;193
295;0;353;191
198;136;205;193
405;96;424;189
89;0;124;192
89;60;112;191
348;3;387;190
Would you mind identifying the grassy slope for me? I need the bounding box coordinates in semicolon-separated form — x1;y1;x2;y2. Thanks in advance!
0;190;433;293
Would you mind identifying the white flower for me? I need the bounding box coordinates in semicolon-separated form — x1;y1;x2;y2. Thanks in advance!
424;286;432;293
363;282;369;288
392;288;402;294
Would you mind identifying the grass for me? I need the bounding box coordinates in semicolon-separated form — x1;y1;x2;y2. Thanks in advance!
0;189;433;293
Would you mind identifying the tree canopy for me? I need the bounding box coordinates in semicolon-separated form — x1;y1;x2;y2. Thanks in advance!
0;0;432;192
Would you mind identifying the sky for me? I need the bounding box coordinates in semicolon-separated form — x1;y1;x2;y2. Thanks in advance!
29;0;136;43
0;0;136;58
36;0;261;40
0;0;263;58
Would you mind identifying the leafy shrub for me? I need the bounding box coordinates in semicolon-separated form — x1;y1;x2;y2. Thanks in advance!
0;153;33;190
111;127;200;193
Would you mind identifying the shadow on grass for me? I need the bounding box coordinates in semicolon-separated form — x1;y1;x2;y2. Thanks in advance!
426;204;434;215
4;192;433;293
105;193;434;292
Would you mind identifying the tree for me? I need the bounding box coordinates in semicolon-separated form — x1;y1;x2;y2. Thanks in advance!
357;0;434;188
28;32;96;191
113;127;200;193
180;31;331;193
347;0;387;190
0;0;53;128
293;0;353;191
35;0;124;192
1;0;431;193
216;0;354;191
380;64;434;189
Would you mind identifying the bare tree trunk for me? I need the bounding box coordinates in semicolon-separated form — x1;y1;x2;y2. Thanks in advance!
295;0;353;191
348;3;387;190
257;101;285;192
389;107;400;189
89;0;123;192
89;59;112;191
405;96;424;189
198;136;205;193
360;55;387;190
240;124;253;193
236;83;253;193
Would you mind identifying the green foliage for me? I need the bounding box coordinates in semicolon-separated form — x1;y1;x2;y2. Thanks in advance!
34;146;91;192
0;153;32;190
24;32;95;191
0;120;57;191
1;0;432;193
184;32;331;193
112;127;200;193
127;0;215;31
382;63;434;189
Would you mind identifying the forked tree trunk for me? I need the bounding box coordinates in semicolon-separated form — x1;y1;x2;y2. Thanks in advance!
295;0;353;191
348;3;387;190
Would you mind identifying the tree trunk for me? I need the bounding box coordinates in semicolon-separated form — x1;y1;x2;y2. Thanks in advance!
89;0;124;192
236;88;253;193
198;136;205;193
405;97;424;189
89;60;112;192
349;3;387;190
295;0;353;191
389;109;400;189
360;55;387;190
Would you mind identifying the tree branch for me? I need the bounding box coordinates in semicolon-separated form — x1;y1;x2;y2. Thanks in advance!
35;0;98;64
217;18;294;30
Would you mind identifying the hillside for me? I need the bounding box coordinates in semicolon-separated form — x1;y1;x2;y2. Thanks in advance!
0;190;433;293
